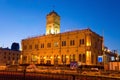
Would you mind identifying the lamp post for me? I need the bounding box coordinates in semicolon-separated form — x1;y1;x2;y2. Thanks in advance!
19;64;29;80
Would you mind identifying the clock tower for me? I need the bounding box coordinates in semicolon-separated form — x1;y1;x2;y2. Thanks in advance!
46;10;60;35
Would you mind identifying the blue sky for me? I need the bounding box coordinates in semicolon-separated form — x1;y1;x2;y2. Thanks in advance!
0;0;120;53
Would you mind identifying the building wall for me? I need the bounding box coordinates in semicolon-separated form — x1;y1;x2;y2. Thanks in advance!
0;48;21;66
21;29;103;66
109;62;120;71
21;11;103;66
46;11;60;35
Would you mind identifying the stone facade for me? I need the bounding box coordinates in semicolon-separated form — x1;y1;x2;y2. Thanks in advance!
0;48;20;66
21;11;103;66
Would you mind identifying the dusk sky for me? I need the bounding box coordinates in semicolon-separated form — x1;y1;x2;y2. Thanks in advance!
0;0;120;53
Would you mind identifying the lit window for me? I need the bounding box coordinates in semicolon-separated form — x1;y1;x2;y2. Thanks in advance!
55;30;57;33
49;29;51;34
86;35;91;46
54;42;58;47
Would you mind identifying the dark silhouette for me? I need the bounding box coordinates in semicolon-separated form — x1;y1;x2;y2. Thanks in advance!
11;42;20;51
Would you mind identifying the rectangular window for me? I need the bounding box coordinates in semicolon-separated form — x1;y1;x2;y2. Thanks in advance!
83;54;86;63
35;44;38;49
47;43;51;48
8;56;10;60
62;55;66;63
82;39;84;44
79;39;84;46
4;52;6;55
4;56;6;59
62;41;66;46
79;54;81;62
70;54;76;62
13;57;15;60
54;42;58;47
92;55;94;64
41;43;44;48
70;40;75;46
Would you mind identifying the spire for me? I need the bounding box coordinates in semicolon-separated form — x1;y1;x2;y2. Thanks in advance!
47;10;59;17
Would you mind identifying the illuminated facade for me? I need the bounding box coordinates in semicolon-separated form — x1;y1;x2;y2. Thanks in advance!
21;11;103;66
46;10;60;35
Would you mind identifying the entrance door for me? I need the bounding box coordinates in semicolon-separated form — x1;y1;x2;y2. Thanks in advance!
46;60;51;65
40;59;44;64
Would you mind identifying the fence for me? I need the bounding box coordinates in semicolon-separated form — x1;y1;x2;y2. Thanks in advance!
0;71;120;80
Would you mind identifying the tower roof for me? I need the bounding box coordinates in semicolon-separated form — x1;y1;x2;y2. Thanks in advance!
47;10;60;17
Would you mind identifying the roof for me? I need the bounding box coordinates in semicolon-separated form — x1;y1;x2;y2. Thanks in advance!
47;10;60;17
23;28;103;40
0;47;21;52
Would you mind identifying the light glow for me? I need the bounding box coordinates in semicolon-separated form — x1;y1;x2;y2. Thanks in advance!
66;56;69;58
58;56;61;59
50;56;53;59
86;42;91;46
86;36;91;46
51;27;54;34
86;51;91;64
44;56;46;59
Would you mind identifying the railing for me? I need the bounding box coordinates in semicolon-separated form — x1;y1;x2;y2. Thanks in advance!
0;71;120;80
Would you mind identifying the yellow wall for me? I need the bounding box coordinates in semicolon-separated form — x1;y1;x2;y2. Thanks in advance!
21;29;103;65
21;11;103;66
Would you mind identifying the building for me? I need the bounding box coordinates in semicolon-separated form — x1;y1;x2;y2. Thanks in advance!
11;42;20;51
103;48;118;64
109;61;120;71
21;11;103;66
0;47;21;66
102;47;118;70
